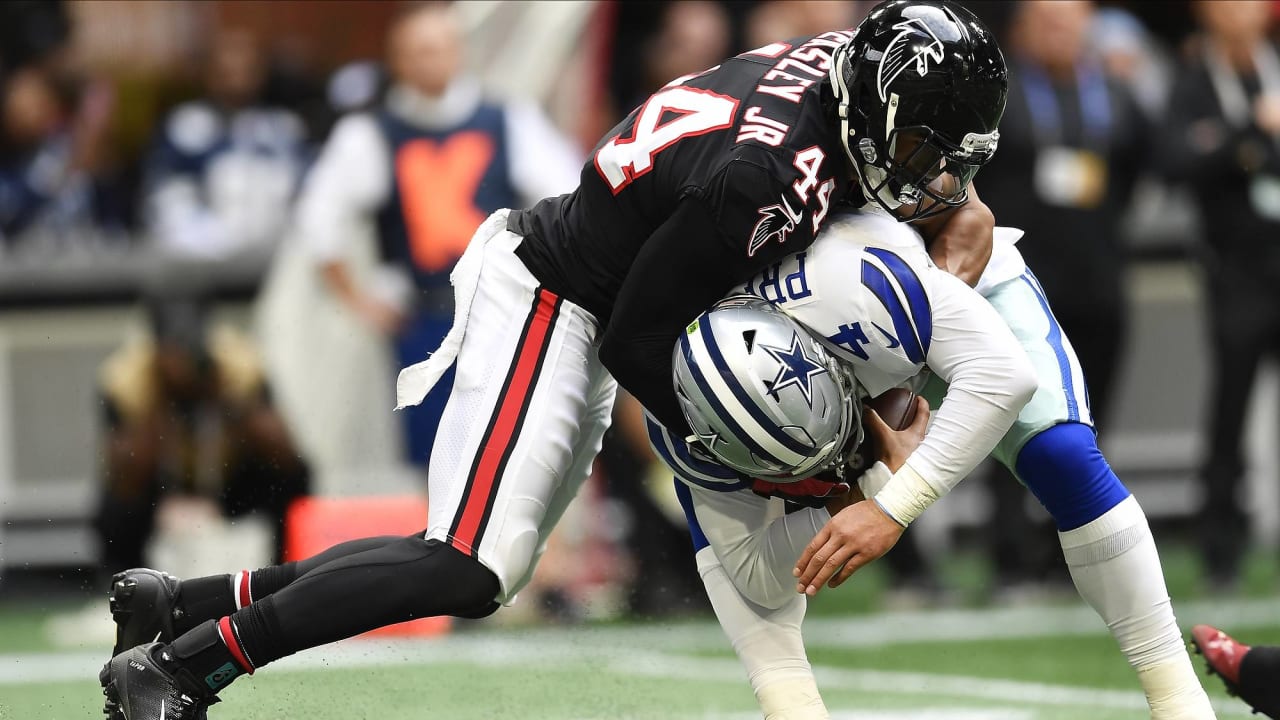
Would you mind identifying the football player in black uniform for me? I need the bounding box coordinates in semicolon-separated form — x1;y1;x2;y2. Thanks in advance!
1193;625;1280;719
99;3;1008;718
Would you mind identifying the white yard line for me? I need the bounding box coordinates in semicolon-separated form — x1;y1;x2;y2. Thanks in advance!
27;596;1280;659
473;596;1280;652
617;653;1255;717
803;596;1280;649
716;707;1034;712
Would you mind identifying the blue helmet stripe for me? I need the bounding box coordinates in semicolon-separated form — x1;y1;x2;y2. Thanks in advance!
865;248;932;356
861;258;926;363
696;318;813;456
680;330;789;468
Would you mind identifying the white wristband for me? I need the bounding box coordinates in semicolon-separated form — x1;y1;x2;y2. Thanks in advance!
856;461;892;498
872;463;939;527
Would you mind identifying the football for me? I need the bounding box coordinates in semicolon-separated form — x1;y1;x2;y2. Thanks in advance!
845;387;919;478
867;387;919;431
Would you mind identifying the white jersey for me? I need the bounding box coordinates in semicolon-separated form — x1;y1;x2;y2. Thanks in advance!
651;210;1033;504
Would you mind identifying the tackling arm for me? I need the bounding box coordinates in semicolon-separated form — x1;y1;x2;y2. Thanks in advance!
772;225;1034;526
599;199;756;435
915;185;995;288
873;270;1035;525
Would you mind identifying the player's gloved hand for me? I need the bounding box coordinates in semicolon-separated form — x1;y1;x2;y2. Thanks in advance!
750;475;851;508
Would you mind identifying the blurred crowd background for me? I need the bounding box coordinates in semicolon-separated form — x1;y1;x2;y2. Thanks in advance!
3;0;1280;633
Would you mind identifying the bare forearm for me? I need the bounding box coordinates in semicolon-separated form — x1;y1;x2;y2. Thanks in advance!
915;187;995;288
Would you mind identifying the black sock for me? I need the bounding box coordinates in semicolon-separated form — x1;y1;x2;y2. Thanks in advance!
223;537;500;666
248;535;404;598
1239;646;1280;717
160;536;436;697
249;564;297;598
174;536;408;634
228;597;283;670
164;620;251;697
174;576;235;637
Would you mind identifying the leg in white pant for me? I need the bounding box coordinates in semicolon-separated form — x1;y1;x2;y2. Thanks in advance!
675;481;832;719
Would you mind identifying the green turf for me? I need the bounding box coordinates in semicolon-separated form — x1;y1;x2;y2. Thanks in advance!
4;546;1276;719
3;601;1273;719
0;635;1257;720
0;668;1162;720
0;607;61;654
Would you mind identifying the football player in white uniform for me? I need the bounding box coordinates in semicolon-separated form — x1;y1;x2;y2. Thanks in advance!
650;210;1216;719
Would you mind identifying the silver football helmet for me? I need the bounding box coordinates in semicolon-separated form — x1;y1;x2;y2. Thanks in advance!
673;295;862;482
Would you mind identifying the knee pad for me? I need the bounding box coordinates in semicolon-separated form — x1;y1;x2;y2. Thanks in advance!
455;600;501;619
415;539;501;616
1014;422;1130;531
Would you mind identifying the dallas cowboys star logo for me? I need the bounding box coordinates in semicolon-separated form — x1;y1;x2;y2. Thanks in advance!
695;427;725;450
760;333;828;407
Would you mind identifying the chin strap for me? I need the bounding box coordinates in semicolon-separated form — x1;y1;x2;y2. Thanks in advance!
829;43;873;195
828;42;857;172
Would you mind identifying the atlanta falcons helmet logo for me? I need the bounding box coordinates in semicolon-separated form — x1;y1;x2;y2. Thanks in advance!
876;18;945;103
747;197;803;257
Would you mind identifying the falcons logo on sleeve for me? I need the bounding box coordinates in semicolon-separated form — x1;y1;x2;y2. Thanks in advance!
747;196;803;257
876;18;945;102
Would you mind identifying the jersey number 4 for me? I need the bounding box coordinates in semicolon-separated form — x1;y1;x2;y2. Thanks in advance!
594;86;740;194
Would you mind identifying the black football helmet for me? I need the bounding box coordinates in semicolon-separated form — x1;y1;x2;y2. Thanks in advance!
830;0;1007;220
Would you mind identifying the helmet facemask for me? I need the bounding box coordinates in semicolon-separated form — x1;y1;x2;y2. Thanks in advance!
858;122;995;219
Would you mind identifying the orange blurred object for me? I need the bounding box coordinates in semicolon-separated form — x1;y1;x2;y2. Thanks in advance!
284;496;450;638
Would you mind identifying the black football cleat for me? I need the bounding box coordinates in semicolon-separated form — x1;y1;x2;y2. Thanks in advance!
100;643;218;720
110;569;182;658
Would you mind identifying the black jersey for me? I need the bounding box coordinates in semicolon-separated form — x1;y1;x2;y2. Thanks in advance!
510;31;858;433
514;31;856;321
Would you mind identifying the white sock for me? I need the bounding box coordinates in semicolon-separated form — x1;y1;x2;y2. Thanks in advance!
1059;496;1216;720
696;548;829;720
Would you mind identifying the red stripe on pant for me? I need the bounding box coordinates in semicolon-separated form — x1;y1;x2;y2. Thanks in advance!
450;288;560;554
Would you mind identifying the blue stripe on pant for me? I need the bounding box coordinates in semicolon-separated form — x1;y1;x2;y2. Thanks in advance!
674;479;711;551
1020;272;1081;423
